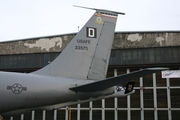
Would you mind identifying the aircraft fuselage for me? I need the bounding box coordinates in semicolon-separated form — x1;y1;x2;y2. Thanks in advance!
0;72;114;114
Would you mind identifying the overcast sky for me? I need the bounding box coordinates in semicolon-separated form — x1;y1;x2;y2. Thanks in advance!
0;0;180;41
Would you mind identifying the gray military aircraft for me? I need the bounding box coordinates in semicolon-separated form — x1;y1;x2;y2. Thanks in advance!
0;6;168;117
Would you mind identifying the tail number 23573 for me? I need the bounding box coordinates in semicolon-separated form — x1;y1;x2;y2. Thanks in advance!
75;46;88;50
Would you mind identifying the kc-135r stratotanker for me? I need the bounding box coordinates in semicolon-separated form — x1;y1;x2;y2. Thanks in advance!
0;6;168;117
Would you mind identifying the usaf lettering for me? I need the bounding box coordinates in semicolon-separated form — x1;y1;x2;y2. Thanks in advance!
86;27;97;38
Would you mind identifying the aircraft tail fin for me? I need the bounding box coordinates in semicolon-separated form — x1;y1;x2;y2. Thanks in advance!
32;6;125;80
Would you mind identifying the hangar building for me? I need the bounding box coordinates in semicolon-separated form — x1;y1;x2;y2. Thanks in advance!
1;31;180;120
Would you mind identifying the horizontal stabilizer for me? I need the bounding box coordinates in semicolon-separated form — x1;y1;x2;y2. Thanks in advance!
69;68;169;92
73;5;125;15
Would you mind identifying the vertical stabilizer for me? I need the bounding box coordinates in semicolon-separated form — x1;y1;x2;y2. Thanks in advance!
32;6;125;80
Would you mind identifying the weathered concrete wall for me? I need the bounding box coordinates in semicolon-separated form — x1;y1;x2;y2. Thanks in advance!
113;32;180;49
0;31;180;55
0;34;75;55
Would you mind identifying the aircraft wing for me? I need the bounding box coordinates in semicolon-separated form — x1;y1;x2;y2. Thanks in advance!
69;68;168;92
